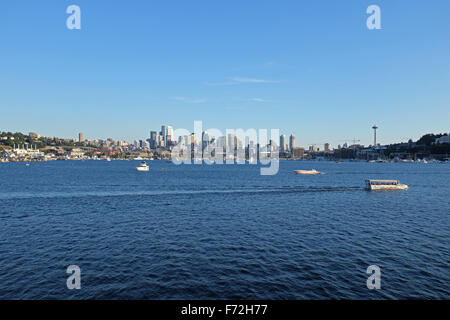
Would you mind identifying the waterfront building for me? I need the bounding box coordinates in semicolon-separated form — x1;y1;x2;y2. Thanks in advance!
435;134;450;145
70;148;85;159
292;147;305;159
79;133;84;142
324;143;331;152
12;144;44;158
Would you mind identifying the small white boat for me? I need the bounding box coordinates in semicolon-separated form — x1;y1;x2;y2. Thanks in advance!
365;180;408;191
106;157;112;162
136;161;149;172
294;169;321;175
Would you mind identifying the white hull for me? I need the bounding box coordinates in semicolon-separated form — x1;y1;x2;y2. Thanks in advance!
136;161;149;172
294;169;320;175
367;184;408;191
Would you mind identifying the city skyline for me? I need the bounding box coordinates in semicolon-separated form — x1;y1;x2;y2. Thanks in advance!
1;1;449;146
3;121;448;151
1;1;449;303
2;123;449;164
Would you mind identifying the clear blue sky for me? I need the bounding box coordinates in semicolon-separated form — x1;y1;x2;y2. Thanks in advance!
1;0;449;147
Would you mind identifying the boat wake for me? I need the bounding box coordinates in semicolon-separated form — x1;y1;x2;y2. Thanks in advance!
0;186;365;200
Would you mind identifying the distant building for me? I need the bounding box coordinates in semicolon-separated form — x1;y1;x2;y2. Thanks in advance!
70;148;85;158
227;134;235;151
167;126;174;143
78;133;84;142
435;134;450;144
289;134;295;152
161;125;167;143
149;131;157;149
309;145;318;152
157;135;163;147
202;131;211;150
334;147;356;159
29;132;41;139
324;143;331;152
13;144;43;158
280;135;287;152
292;147;305;159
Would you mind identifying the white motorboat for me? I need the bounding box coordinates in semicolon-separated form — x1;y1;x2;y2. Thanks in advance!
294;169;321;175
365;180;408;191
136;161;149;172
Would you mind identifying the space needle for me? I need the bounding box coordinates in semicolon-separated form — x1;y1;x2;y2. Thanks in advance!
372;125;379;146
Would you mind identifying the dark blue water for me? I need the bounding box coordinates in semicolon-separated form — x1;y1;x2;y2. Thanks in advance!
0;160;449;299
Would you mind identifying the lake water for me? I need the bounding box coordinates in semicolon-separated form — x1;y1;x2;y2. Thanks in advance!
0;160;449;299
